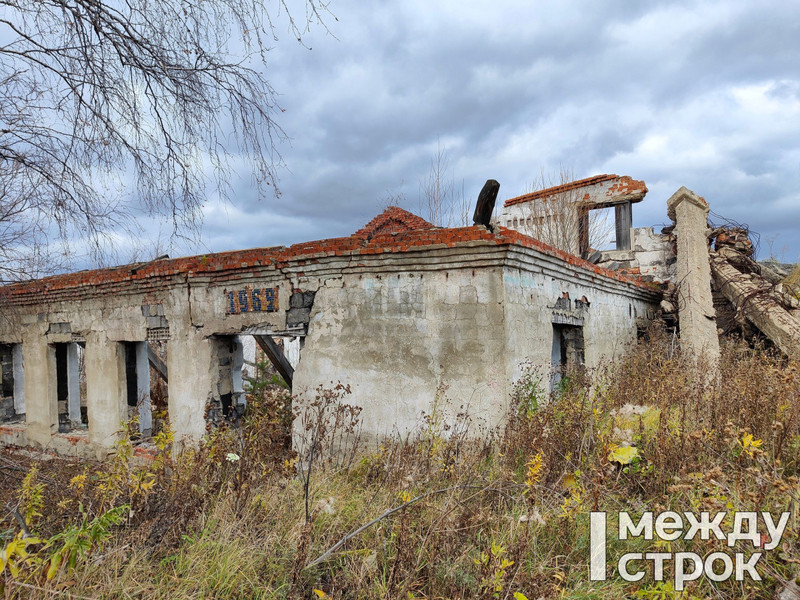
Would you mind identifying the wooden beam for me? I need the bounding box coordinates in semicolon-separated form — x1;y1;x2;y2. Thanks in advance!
615;201;632;251
255;335;294;389
578;207;590;259
147;345;168;383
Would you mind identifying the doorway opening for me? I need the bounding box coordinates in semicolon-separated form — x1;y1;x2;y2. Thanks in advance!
551;324;585;391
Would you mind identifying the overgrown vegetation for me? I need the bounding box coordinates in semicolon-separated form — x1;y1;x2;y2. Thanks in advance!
1;327;799;598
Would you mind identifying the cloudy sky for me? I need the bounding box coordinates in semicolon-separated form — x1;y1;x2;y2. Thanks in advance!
189;0;800;262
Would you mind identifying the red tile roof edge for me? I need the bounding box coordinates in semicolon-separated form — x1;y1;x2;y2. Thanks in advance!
352;206;436;239
1;230;658;300
491;227;657;292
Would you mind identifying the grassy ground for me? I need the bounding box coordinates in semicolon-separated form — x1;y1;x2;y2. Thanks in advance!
1;327;799;599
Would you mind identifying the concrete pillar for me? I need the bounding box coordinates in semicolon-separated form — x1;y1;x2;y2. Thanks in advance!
85;332;127;451
67;342;82;427
23;336;57;446
167;331;212;448
12;344;25;415
615;201;632;250
232;336;246;410
667;187;720;370
577;207;590;257
135;342;152;433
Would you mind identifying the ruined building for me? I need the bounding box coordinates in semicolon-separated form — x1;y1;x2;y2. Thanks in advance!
1;173;796;458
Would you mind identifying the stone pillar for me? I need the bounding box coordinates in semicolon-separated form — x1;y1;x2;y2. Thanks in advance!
85;332;127;452
167;330;212;449
23;336;57;446
12;344;25;415
135;342;152;433
67;342;82;427
667;187;720;370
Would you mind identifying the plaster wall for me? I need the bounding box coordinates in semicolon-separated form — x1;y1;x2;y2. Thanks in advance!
295;248;658;443
293;267;508;439
0;222;659;457
503;251;654;387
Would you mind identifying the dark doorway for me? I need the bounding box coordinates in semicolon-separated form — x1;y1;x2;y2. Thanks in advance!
124;342;138;407
551;324;585;389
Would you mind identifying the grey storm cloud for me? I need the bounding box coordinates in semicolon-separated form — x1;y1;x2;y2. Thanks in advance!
192;0;800;262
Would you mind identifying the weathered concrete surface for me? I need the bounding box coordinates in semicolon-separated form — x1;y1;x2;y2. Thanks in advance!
67;342;81;427
667;187;720;368
294;238;658;441
710;252;800;361
594;227;676;283
12;344;24;415
167;326;213;450
294;267;508;437
85;331;127;453
23;335;58;447
0;206;660;457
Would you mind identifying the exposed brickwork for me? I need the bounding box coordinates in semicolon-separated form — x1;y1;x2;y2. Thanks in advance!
353;206;435;240
606;177;648;200
0;208;656;306
503;174;647;208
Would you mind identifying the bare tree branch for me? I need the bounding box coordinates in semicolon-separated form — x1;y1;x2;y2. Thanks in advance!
0;0;330;281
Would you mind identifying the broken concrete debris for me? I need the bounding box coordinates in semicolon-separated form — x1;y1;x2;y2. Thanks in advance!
0;173;795;459
710;247;800;362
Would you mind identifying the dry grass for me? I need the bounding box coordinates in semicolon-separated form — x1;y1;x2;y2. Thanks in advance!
2;329;800;599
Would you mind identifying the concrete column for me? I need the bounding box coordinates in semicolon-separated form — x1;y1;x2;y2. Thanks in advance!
167;331;212;449
667;187;720;371
85;332;127;451
22;336;57;446
12;344;25;415
577;207;589;257
615;201;632;250
67;343;82;427
232;336;246;410
135;342;152;433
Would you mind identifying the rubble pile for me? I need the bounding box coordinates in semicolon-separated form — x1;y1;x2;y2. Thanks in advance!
708;226;800;360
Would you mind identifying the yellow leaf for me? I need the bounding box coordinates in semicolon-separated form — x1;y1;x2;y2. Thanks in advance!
69;474;86;491
525;451;544;488
741;433;763;457
313;590;330;599
47;553;62;581
608;445;639;465
513;594;530;600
